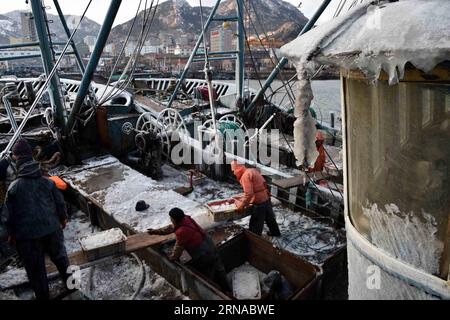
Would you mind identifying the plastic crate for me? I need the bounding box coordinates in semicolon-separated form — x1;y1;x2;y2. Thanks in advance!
206;195;250;222
79;228;127;262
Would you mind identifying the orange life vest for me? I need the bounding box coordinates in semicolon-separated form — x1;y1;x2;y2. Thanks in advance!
49;176;68;191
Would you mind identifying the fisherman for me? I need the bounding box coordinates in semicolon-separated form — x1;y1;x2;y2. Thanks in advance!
41;168;68;192
3;139;70;300
308;131;326;173
147;208;231;292
0;154;18;259
231;160;281;237
306;131;327;209
0;154;18;204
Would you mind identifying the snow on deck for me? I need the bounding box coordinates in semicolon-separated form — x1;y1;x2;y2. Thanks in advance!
79;228;126;251
159;164;345;266
0;211;187;300
63;156;210;233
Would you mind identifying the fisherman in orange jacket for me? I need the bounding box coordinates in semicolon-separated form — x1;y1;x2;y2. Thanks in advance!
231;160;281;237
309;131;326;173
306;131;328;209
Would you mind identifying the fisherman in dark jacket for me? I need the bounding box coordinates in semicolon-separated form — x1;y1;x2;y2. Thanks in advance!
0;155;18;258
147;208;231;292
3;139;70;300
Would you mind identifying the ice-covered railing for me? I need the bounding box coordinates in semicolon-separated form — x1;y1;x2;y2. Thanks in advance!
0;78;133;108
132;78;238;99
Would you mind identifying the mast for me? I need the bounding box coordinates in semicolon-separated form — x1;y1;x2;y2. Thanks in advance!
66;0;122;135
166;0;247;109
236;0;245;100
53;0;86;74
30;0;67;132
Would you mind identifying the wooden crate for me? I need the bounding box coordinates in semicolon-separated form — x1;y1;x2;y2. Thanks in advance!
181;170;207;186
79;229;127;262
206;195;250;222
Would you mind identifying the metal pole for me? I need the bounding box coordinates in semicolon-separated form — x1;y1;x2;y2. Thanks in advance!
66;0;122;134
236;0;245;100
30;0;67;130
0;24;84;160
166;0;222;109
2;91;19;132
53;0;86;74
0;52;75;62
330;111;335;128
192;56;237;63
300;0;332;35
0;41;65;50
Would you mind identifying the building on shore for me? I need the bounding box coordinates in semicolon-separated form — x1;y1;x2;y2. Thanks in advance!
210;27;233;53
20;11;37;42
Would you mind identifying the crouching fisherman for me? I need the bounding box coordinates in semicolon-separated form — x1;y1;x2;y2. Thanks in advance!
148;208;231;292
231;160;281;237
3;139;70;300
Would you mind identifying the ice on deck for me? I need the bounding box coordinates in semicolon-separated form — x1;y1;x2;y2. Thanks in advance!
63;156;210;233
79;228;126;251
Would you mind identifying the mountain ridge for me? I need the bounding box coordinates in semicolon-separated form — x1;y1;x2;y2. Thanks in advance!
0;1;308;49
0;10;100;46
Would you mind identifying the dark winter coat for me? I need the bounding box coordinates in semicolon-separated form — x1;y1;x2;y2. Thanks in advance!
4;159;67;241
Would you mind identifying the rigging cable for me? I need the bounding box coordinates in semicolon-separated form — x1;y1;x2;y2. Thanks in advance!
98;0;159;105
111;0;160;100
239;6;273;111
97;0;144;104
98;0;153;104
199;0;219;142
246;0;296;108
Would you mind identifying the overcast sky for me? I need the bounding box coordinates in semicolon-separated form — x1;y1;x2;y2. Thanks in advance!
0;0;342;26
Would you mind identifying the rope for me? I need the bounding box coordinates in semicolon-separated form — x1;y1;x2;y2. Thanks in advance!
130;253;146;300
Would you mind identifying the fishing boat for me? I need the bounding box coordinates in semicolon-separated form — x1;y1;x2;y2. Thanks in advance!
1;0;447;301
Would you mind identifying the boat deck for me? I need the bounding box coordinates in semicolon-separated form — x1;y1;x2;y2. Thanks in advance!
60;156;212;233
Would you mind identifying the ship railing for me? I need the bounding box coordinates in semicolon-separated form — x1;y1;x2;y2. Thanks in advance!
133;78;237;99
0;77;133;108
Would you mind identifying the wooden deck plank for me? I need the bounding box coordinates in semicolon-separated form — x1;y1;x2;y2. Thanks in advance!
46;233;174;274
